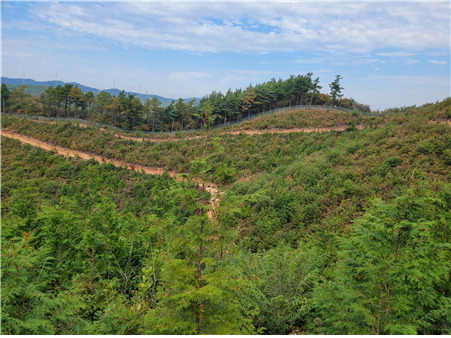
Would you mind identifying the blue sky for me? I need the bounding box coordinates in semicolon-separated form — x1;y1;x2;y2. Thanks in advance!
2;1;450;110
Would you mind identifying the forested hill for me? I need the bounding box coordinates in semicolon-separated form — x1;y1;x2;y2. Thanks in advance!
1;98;450;334
1;74;369;132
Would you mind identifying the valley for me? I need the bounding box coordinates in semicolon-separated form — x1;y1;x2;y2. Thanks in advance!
3;0;450;334
1;98;450;335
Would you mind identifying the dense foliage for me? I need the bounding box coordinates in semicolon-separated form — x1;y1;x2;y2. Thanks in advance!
1;138;254;334
2;98;450;334
1;74;370;132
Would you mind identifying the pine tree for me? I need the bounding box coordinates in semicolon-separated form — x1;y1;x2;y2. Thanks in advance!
329;75;343;107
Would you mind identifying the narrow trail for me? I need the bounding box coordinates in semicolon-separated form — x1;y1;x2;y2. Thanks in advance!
3;120;447;220
1;130;221;221
27;118;365;143
114;133;204;143
113;125;366;142
0;124;367;219
223;125;365;135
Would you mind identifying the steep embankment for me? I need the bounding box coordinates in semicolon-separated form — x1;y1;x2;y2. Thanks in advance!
219;100;450;131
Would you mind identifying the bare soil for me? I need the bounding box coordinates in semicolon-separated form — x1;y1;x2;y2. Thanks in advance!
1;130;221;219
26;119;365;143
114;125;365;141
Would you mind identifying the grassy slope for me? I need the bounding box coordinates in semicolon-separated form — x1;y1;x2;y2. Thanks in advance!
222;108;380;130
2;99;450;334
220;98;451;131
2;98;450;249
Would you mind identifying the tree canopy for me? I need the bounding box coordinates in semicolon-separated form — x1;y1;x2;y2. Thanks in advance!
2;74;372;132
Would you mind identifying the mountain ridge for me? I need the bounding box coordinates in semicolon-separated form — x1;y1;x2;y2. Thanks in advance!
1;77;199;105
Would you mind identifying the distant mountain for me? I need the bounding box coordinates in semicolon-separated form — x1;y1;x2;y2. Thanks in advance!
1;77;199;106
1;77;99;94
101;88;177;105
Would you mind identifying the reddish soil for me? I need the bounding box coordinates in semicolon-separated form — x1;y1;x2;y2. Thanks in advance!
1;130;221;220
24;119;365;143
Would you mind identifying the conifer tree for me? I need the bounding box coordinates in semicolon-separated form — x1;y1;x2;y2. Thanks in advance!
311;193;450;335
141;215;255;334
329;75;343;107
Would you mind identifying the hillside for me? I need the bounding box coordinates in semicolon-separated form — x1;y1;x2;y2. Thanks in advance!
219;99;451;131
1;74;370;132
1;99;450;334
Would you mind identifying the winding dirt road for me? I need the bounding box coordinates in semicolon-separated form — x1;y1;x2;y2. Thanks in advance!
3;120;447;220
1;130;221;220
0;123;367;220
112;125;365;142
26;118;364;143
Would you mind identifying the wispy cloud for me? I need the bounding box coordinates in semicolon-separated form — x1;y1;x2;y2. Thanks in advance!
377;51;416;58
428;60;448;65
403;59;420;66
295;54;385;67
2;1;449;109
220;69;279;83
27;2;449;54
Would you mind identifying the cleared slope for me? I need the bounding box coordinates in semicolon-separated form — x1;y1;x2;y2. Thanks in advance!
218;98;451;131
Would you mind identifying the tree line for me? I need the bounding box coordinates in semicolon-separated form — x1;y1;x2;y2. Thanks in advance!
1;74;371;132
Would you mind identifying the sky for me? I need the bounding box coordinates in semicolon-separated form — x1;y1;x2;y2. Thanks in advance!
1;1;450;110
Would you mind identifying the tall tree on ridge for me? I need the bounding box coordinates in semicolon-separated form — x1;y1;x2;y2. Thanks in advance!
309;77;322;106
148;97;163;132
69;86;84;118
241;88;258;118
84;91;95;115
108;96;121;126
62;84;73;117
329;75;344;107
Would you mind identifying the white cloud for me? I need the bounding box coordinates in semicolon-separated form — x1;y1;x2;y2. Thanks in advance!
295;58;324;64
377;51;416;57
27;2;449;54
428;60;448;65
403;59;420;65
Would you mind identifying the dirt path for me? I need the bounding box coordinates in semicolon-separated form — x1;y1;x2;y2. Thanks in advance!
224;125;364;135
28;118;365;143
1;130;221;221
114;133;204;143
110;125;365;143
1;124;360;218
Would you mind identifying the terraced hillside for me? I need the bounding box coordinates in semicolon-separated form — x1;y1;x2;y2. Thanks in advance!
1;98;450;334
